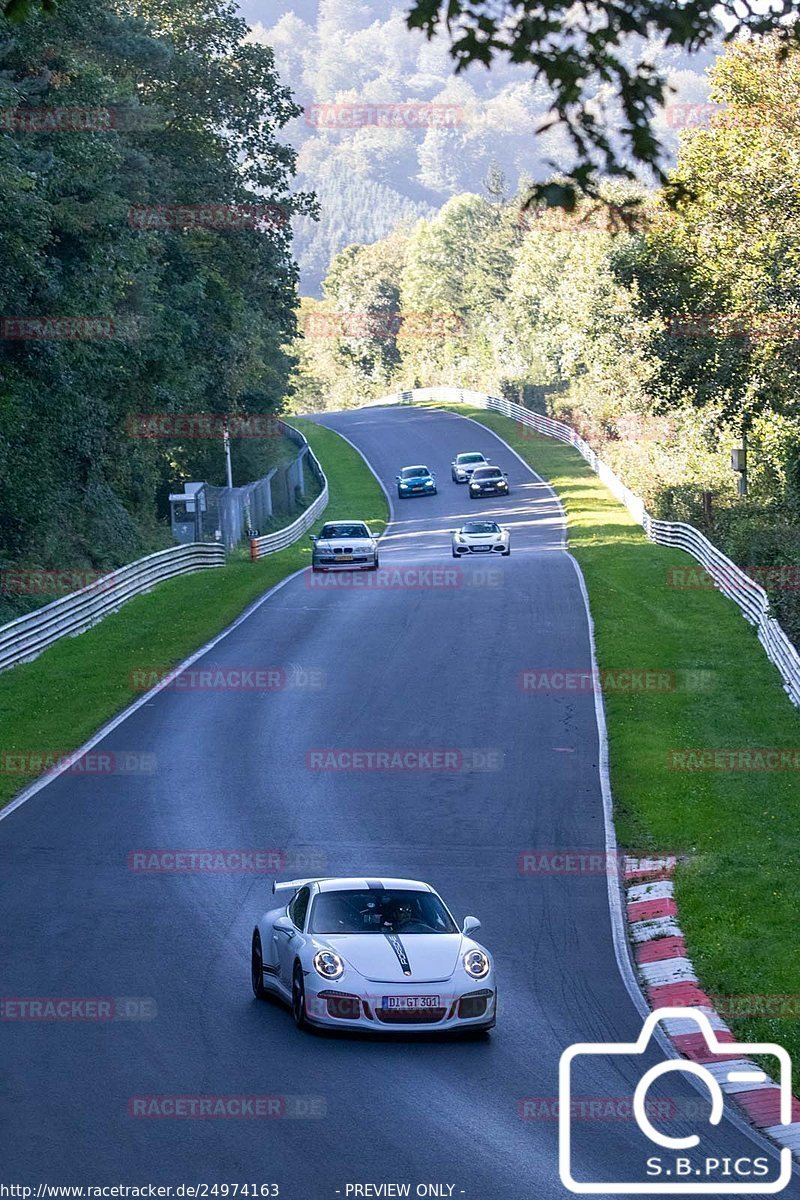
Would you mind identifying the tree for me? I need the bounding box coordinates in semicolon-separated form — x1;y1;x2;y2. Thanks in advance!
405;0;800;207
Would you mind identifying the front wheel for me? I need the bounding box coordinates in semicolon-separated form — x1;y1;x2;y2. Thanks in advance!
292;964;310;1030
251;930;269;1000
502;549;511;557
370;555;380;571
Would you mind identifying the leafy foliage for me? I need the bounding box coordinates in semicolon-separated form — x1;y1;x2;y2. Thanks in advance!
294;35;800;645
405;0;800;205
0;0;309;602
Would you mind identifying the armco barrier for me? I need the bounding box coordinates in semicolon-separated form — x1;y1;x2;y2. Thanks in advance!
0;424;331;672
365;387;800;707
249;429;328;560
0;544;225;674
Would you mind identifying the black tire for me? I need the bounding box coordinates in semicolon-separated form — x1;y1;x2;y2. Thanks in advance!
452;549;458;558
502;549;510;557
251;930;269;1000
292;963;310;1030
431;488;437;496
397;490;404;499
370;555;380;571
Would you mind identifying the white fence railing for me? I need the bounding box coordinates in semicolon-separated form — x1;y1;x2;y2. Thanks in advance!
0;424;331;672
249;427;328;560
367;386;800;707
0;543;225;674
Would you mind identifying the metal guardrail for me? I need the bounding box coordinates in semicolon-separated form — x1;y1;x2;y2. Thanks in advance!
367;386;800;707
0;543;225;674
0;424;331;673
249;425;329;560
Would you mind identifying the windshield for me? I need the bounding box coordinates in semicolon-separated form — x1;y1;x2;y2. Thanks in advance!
400;466;430;479
318;524;369;539
462;522;499;534
457;454;484;464
473;468;502;480
309;888;458;934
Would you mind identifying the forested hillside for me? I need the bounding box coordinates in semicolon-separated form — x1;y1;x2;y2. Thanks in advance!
246;0;717;294
0;0;311;614
292;36;800;646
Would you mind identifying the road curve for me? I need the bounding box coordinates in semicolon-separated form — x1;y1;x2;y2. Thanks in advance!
0;405;794;1199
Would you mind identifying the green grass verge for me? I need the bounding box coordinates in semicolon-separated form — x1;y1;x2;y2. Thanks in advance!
0;418;387;812
433;402;800;1079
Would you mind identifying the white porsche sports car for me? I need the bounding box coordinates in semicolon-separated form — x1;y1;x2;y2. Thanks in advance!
310;521;379;572
452;520;510;557
251;876;496;1034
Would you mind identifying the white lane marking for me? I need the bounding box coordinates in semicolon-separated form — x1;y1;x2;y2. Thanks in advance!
0;567;306;823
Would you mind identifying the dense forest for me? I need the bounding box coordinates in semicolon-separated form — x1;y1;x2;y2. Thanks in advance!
0;0;312;616
249;0;717;293
292;36;800;646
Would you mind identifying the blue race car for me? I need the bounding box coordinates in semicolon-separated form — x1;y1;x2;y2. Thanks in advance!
396;464;437;498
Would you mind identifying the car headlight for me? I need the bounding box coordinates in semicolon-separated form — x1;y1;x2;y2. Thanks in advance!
497;480;507;487
463;949;490;979
425;479;434;486
313;950;344;980
470;482;480;490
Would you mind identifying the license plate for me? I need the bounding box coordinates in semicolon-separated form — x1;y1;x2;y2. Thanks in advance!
381;995;440;1010
337;555;353;561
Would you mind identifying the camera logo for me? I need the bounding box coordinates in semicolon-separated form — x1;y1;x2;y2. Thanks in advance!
559;1008;793;1193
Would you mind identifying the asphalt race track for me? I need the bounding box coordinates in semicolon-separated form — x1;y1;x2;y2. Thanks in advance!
1;405;795;1199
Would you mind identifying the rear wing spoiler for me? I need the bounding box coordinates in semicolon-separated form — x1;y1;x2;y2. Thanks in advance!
272;877;324;895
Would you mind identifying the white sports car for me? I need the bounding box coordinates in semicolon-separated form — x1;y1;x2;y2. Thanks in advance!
251;876;496;1034
452;520;510;557
310;521;379;572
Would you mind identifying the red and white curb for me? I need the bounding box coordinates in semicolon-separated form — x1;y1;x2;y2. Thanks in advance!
623;856;800;1158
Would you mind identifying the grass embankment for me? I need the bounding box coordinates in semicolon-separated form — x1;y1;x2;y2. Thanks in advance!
435;402;800;1074
0;419;387;812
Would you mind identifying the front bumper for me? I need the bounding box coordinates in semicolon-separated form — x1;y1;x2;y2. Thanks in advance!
453;542;509;554
302;976;497;1032
469;485;508;497
312;555;376;571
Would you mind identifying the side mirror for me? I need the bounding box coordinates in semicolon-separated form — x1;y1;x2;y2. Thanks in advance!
274;915;294;933
462;915;481;936
309;534;316;542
